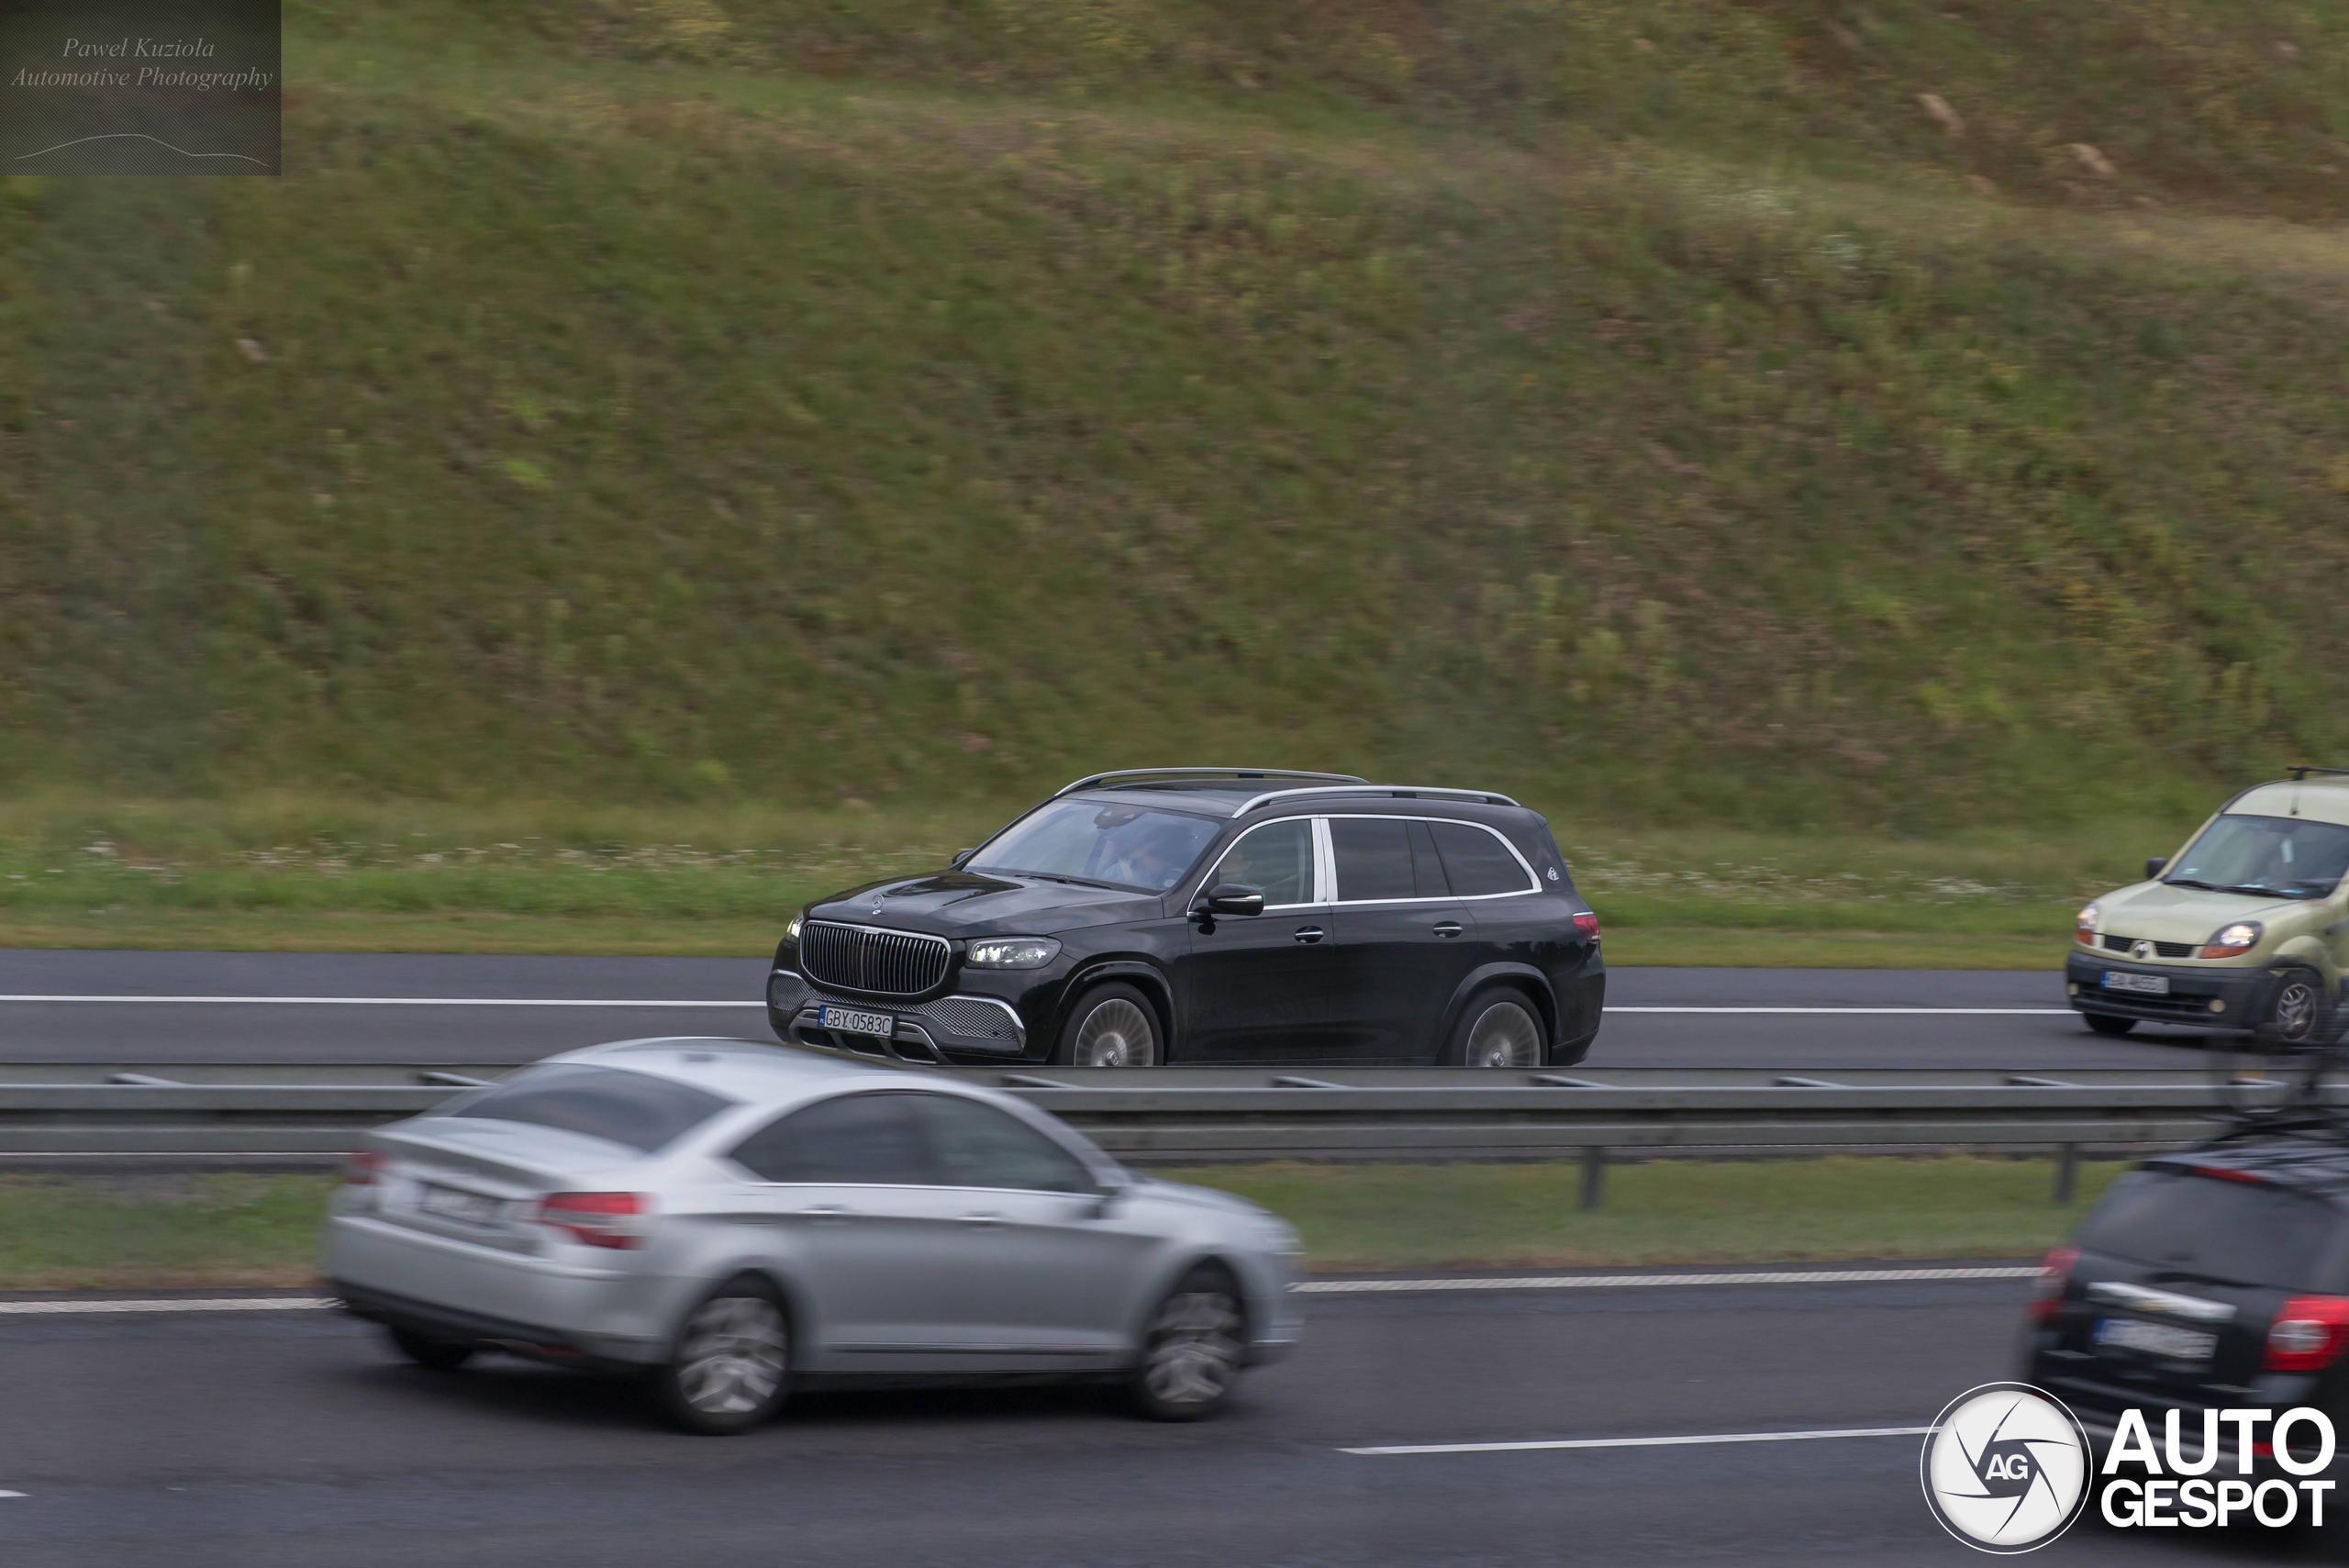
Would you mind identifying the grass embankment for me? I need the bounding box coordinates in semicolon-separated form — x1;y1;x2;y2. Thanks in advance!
4;1;2348;841
0;1156;2116;1290
0;794;2178;963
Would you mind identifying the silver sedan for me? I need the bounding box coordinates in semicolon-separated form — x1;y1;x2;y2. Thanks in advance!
326;1037;1304;1432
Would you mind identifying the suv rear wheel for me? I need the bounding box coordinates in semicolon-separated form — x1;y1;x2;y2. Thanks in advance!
1055;983;1160;1068
1447;989;1546;1068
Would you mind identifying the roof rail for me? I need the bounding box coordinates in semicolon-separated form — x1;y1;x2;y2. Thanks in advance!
1230;784;1521;817
2287;765;2349;782
1054;767;1366;798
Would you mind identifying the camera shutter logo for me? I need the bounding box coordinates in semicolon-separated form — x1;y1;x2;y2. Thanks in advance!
1920;1383;2091;1552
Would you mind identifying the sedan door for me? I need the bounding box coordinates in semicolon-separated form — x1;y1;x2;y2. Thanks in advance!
1176;817;1348;1061
1327;816;1479;1061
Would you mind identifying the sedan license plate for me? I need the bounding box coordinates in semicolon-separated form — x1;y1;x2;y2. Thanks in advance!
419;1184;503;1226
2095;1317;2215;1362
820;1004;896;1040
2102;971;2170;995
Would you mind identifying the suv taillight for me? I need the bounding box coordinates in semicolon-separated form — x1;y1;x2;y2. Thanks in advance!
537;1192;651;1250
2266;1296;2349;1372
341;1149;383;1186
2030;1245;2077;1325
1572;911;1601;943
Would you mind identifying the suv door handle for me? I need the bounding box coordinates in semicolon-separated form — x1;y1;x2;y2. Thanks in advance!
1432;922;1464;938
1293;926;1326;945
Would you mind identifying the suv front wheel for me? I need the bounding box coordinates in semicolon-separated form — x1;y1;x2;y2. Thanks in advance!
1055;983;1161;1067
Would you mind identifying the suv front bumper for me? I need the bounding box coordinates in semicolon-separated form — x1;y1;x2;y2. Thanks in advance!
2065;951;2274;1032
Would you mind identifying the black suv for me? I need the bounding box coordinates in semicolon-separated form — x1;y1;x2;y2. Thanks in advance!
765;768;1605;1067
2025;1133;2349;1486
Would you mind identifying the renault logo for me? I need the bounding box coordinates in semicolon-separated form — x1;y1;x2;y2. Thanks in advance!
2131;940;2153;962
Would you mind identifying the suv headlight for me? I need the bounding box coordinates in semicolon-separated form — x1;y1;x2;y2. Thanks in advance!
785;912;804;942
2200;921;2262;959
2076;903;2099;946
965;937;1062;970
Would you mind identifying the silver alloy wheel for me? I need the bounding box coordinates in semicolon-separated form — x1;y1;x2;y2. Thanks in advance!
1464;1000;1542;1068
1141;1289;1243;1407
2273;976;2324;1044
675;1295;787;1416
1074;997;1156;1067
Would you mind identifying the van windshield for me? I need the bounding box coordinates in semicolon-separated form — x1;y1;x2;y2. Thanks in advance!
971;801;1220;893
2165;814;2349;900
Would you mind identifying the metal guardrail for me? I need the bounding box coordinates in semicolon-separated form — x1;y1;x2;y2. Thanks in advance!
0;1065;2318;1188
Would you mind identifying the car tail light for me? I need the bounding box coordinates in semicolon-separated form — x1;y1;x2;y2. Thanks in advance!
2266;1296;2349;1372
2184;1162;2270;1185
341;1149;383;1186
1572;911;1601;943
537;1192;651;1250
2029;1246;2077;1325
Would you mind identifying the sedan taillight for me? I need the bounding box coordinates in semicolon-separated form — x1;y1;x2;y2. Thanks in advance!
2265;1296;2349;1372
537;1192;652;1250
2029;1245;2077;1325
341;1149;383;1186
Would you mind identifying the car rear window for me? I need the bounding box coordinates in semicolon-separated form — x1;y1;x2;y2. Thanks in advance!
448;1064;735;1154
2078;1170;2344;1289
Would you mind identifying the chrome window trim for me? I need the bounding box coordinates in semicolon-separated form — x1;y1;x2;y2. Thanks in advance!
1324;814;1542;904
1197;816;1328;911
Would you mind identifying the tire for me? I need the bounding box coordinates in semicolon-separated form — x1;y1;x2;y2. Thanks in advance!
1054;982;1161;1068
649;1277;792;1435
387;1326;477;1371
2082;1014;2137;1038
1446;989;1547;1068
1129;1266;1246;1422
2256;969;2331;1051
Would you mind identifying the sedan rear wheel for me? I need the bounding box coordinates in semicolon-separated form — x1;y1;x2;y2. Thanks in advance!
387;1326;477;1371
1450;993;1545;1068
1057;984;1160;1068
1130;1268;1245;1421
652;1280;790;1435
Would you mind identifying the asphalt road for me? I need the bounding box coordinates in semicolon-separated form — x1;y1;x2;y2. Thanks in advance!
0;1273;2279;1566
0;950;2247;1069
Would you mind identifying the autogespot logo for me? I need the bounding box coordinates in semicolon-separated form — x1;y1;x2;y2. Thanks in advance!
1920;1384;2092;1552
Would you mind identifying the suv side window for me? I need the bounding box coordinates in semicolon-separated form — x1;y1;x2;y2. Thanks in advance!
1429;820;1536;897
1205;817;1318;906
1330;817;1417;902
729;1092;934;1184
909;1095;1097;1194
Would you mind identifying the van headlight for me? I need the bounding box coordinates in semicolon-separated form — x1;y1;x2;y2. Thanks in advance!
2200;921;2262;959
965;937;1061;970
2076;904;2099;946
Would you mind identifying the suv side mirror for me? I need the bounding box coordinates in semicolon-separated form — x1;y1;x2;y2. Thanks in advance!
2146;857;2168;881
1197;883;1264;918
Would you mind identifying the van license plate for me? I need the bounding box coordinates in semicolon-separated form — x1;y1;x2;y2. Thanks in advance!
2095;1318;2214;1362
420;1184;502;1226
2102;972;2169;995
820;1005;895;1039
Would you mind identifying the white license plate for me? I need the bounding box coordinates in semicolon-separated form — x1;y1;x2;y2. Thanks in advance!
820;1005;895;1039
2095;1317;2215;1362
419;1184;503;1226
2102;971;2170;995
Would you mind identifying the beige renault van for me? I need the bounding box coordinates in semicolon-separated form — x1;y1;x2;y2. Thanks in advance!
2068;768;2349;1046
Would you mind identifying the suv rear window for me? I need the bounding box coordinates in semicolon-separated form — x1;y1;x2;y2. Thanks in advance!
2079;1171;2343;1289
448;1064;734;1153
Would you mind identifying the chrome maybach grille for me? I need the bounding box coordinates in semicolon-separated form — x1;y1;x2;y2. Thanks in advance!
799;921;952;995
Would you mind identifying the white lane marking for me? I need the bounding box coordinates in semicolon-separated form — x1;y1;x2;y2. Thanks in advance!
0;1296;335;1315
1607;1006;2068;1016
1295;1265;2039;1294
0;995;761;1007
1344;1425;1933;1456
0;1490;26;1497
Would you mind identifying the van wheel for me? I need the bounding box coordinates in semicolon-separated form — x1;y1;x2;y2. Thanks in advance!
2256;970;2331;1050
650;1278;791;1435
1447;990;1547;1068
1055;984;1160;1067
2082;1015;2137;1038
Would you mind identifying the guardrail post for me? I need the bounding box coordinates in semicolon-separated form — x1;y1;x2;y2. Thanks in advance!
1581;1145;1607;1211
2054;1144;2078;1205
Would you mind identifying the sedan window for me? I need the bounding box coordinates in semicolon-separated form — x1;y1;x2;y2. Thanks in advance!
1429;821;1535;896
1208;818;1316;906
729;1093;934;1184
448;1064;734;1154
910;1095;1097;1195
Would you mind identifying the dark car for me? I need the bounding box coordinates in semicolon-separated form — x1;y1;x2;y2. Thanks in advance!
764;768;1605;1067
2024;1133;2349;1486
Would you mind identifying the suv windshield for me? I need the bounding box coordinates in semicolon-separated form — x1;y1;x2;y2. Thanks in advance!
2166;814;2349;900
972;801;1220;893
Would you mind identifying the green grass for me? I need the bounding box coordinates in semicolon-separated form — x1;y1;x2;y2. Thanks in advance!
0;1156;2114;1289
4;1;2349;837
